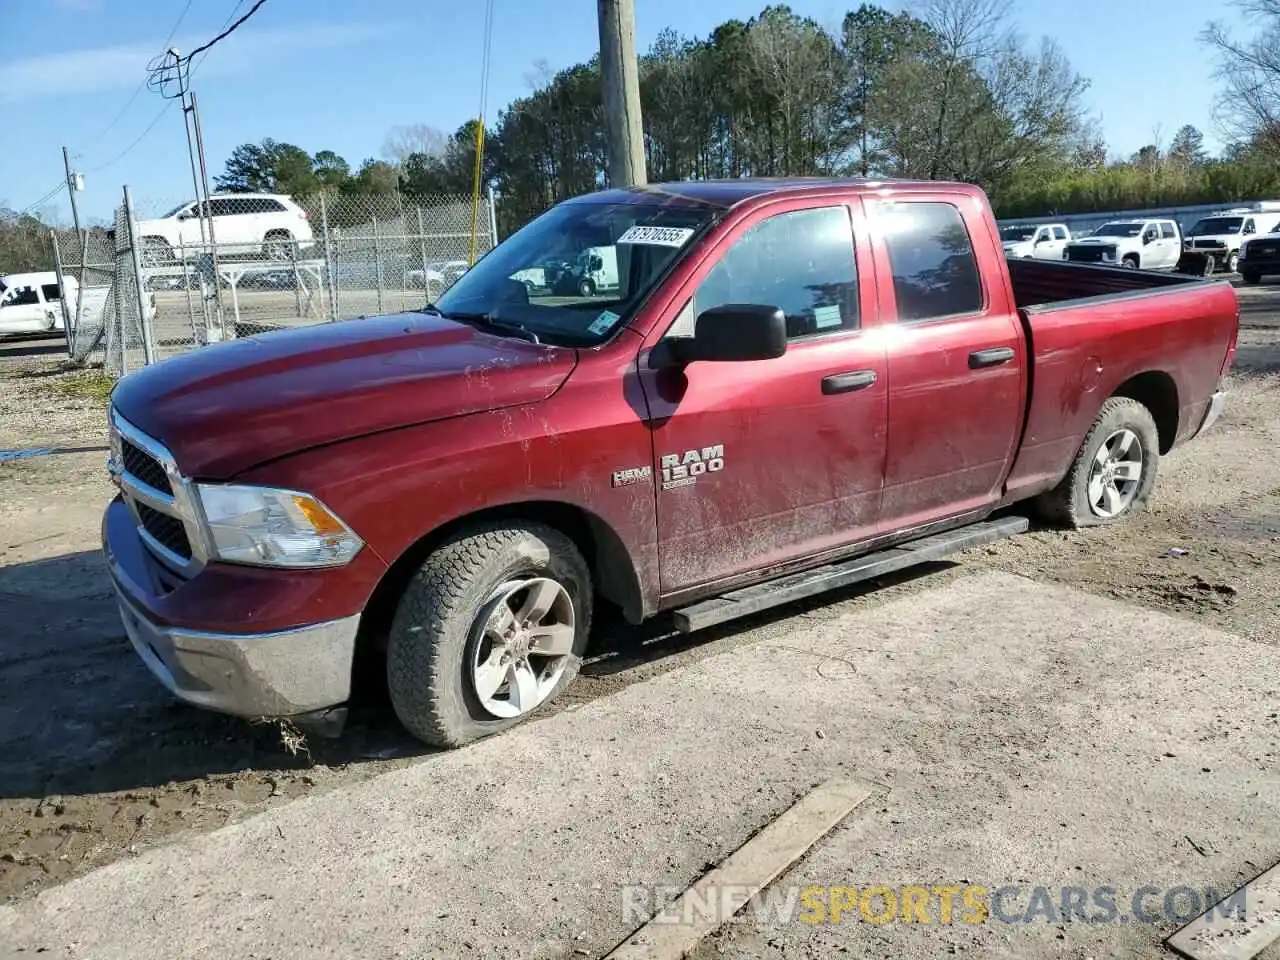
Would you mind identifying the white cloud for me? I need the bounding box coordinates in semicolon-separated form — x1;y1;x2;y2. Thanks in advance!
0;21;391;103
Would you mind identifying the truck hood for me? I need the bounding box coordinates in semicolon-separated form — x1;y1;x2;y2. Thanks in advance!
1002;241;1032;255
1071;238;1119;246
111;311;577;478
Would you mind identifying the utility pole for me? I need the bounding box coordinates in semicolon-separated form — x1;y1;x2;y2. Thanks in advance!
61;147;84;238
597;0;647;187
61;146;87;357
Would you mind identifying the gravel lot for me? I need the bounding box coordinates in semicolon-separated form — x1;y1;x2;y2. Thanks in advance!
1;288;1278;907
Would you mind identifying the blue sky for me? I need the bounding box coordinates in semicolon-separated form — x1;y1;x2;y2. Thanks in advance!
1;0;1250;223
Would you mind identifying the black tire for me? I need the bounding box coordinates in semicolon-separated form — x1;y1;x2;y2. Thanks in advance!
1121;255;1139;269
578;277;596;297
1242;270;1261;285
141;237;174;266
1034;396;1160;529
263;230;297;262
386;522;592;748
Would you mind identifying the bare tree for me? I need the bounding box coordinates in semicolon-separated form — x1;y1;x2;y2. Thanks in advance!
1203;0;1280;156
381;124;448;165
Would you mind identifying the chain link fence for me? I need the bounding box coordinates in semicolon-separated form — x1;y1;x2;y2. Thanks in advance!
53;189;498;376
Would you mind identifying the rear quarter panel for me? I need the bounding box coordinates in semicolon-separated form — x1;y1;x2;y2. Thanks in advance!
1003;280;1238;502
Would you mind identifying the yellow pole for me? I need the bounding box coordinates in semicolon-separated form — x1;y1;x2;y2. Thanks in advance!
469;120;486;266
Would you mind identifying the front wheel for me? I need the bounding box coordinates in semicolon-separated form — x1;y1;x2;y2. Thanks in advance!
578;277;596;297
386;522;592;748
1227;251;1240;274
1121;255;1139;269
1242;270;1261;285
1034;397;1160;528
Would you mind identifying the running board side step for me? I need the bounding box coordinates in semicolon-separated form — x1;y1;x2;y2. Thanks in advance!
671;516;1030;633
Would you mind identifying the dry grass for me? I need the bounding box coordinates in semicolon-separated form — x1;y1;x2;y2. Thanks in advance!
46;370;117;406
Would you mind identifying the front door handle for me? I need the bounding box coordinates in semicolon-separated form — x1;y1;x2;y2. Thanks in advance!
969;347;1015;369
821;370;878;395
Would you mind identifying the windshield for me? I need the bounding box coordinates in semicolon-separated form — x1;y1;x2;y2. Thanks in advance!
1093;223;1144;238
433;201;716;346
1188;217;1244;236
1000;225;1037;242
161;202;193;218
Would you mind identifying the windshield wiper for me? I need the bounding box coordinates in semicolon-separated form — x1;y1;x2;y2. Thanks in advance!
442;310;541;345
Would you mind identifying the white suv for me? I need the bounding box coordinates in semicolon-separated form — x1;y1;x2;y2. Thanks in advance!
136;193;316;265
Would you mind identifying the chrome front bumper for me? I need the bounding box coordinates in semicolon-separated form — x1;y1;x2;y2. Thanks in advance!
115;588;360;718
1197;389;1226;437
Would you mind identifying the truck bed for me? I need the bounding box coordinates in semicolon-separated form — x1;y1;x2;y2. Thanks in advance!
1006;257;1202;310
1001;257;1238;507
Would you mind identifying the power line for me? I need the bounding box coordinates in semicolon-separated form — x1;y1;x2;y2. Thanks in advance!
16;182;67;217
87;101;178;174
78;0;197;149
194;0;247;74
186;0;268;62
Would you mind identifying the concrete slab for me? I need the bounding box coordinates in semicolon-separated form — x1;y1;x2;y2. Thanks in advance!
2;571;1277;960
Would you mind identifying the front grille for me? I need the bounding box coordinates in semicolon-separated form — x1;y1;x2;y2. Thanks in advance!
136;502;193;560
1245;242;1280;259
122;439;172;495
1193;239;1226;249
1069;247;1109;263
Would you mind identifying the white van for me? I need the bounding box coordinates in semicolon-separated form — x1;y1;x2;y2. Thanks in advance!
568;245;619;296
0;272;78;337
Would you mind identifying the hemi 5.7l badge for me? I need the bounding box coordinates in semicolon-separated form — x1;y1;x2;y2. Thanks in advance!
660;444;724;490
612;466;652;487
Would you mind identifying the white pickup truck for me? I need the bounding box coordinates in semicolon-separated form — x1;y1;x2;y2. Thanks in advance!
1064;219;1182;270
1182;207;1280;274
999;222;1072;260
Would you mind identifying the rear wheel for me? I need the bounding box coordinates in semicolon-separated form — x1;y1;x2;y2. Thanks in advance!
1034;397;1160;529
141;237;174;266
386;522;592;748
263;230;297;262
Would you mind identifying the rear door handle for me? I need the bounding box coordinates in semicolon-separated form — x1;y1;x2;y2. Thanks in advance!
969;347;1016;369
821;370;878;395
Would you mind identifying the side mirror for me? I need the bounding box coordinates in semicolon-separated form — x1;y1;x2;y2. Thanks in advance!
653;304;787;368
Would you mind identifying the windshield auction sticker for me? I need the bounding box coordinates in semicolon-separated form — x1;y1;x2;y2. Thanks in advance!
617;225;695;247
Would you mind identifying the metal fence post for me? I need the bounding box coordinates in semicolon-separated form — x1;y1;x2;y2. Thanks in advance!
487;186;499;251
417;207;430;303
373;214;385;315
49;230;74;349
123;185;157;366
320;194;339;322
109;205;126;377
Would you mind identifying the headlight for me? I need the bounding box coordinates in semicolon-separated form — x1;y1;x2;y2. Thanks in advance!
195;484;363;568
1239;241;1250;258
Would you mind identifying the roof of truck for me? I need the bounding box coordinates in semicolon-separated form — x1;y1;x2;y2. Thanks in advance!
574;176;980;210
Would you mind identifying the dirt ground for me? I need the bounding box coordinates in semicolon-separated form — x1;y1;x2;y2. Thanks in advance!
1;291;1278;906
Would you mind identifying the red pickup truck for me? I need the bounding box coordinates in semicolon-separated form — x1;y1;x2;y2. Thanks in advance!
103;178;1238;748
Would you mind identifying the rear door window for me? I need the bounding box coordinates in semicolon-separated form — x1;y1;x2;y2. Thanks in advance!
879;201;984;322
40;283;61;302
